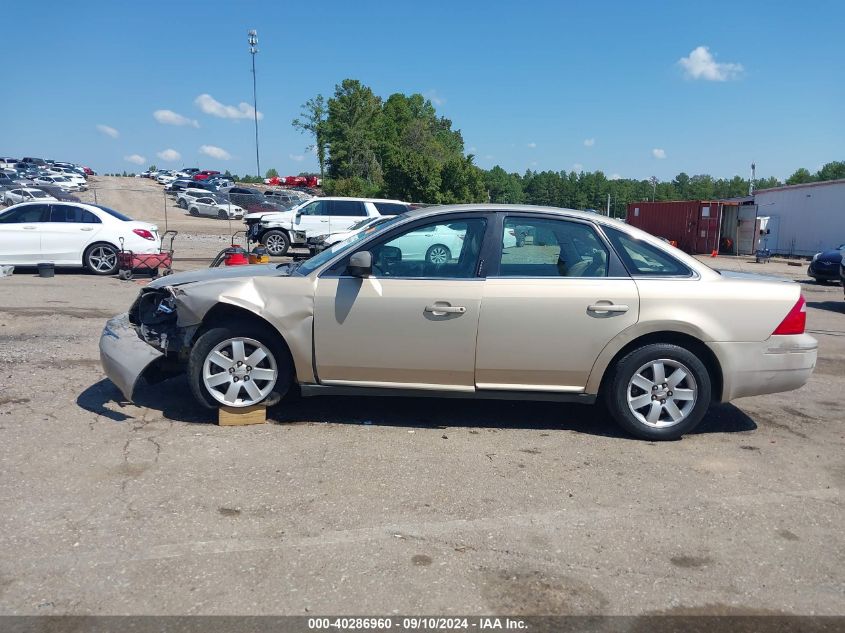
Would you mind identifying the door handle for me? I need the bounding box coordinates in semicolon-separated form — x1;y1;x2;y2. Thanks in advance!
425;304;467;315
80;227;94;231
587;303;629;313
23;225;37;230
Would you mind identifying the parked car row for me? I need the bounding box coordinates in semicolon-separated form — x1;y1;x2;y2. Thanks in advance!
1;157;93;199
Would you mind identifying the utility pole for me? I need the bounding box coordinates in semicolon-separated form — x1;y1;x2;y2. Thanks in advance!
248;30;261;179
650;176;658;202
749;162;756;196
606;193;611;216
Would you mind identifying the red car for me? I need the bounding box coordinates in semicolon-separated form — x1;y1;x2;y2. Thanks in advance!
83;166;96;176
192;170;221;181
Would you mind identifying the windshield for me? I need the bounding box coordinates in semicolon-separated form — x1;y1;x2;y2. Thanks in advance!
294;215;406;276
30;190;48;198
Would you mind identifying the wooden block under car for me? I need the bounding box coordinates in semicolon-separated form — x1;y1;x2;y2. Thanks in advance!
218;405;267;426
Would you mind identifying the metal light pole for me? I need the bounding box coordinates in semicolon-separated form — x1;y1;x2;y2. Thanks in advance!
650;176;658;202
248;29;261;179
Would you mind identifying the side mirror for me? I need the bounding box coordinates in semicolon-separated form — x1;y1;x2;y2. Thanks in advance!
347;251;373;277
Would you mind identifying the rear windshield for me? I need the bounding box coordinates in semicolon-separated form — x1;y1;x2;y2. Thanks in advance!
94;205;133;221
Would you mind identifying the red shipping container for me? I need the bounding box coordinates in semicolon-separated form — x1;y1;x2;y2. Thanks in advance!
626;201;724;254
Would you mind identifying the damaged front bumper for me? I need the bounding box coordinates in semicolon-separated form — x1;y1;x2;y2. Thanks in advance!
99;313;163;401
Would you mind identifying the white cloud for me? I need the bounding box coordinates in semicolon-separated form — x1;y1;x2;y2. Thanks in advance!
157;148;181;162
96;124;119;138
425;89;445;106
153;109;199;128
199;145;231;160
609;173;622;180
483;154;494;160
652;148;667;159
289;153;305;162
530;161;538;167
527;142;537;149
468;146;477;153
678;46;743;81
195;93;263;120
573;163;584;172
124;154;146;165
583;138;595;147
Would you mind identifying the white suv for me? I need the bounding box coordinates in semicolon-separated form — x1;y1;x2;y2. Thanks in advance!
245;197;410;256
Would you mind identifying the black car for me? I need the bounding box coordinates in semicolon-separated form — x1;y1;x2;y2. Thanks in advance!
808;244;845;283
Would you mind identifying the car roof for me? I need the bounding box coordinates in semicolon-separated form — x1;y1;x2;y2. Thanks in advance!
315;197;409;204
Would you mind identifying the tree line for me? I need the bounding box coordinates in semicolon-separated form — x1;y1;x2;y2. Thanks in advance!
276;78;844;215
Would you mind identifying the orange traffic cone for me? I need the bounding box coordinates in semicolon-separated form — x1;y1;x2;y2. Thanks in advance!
710;250;718;257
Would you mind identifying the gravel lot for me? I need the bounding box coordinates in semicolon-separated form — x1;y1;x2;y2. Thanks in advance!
0;188;843;615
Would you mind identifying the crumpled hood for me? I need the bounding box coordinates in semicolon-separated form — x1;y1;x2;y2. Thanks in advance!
148;264;286;288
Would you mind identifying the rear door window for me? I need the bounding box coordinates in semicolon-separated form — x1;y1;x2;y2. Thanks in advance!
330;200;366;216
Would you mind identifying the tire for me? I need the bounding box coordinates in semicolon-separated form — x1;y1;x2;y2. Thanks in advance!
177;199;187;209
84;242;119;275
188;323;292;409
425;244;451;265
262;230;290;256
189;207;199;216
118;270;133;281
603;343;712;441
217;209;227;220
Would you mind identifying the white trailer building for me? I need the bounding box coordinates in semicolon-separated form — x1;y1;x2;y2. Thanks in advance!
753;179;845;256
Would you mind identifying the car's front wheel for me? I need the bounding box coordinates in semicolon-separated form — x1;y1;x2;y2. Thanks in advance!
262;230;290;256
604;343;711;440
188;324;292;409
217;209;227;220
84;242;119;275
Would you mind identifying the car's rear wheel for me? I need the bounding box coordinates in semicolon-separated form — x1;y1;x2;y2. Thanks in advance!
426;244;451;265
604;343;711;440
177;199;187;209
84;242;119;275
189;207;199;216
262;230;290;256
188;324;292;409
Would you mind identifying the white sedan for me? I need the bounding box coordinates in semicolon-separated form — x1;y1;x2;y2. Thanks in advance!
0;201;161;275
188;197;245;220
32;175;80;191
48;167;88;188
3;188;57;206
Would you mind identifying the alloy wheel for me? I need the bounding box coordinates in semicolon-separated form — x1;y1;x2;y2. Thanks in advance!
427;245;450;264
202;337;277;407
626;358;698;428
88;246;117;273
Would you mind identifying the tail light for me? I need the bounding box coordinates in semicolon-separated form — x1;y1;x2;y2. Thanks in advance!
133;228;156;241
772;296;806;335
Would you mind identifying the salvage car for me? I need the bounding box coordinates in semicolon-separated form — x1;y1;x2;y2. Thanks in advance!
807;244;845;284
0;201;160;274
100;204;817;440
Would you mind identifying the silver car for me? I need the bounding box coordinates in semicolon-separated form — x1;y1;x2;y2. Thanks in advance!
100;204;817;440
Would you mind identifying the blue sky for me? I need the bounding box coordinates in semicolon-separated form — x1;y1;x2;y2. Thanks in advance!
3;0;842;181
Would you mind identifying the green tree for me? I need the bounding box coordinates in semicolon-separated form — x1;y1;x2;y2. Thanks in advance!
265;168;279;179
786;168;814;185
148;164;157;172
815;161;845;182
292;95;328;179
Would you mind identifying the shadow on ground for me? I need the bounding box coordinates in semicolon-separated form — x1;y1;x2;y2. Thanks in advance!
78;377;757;439
807;300;845;314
